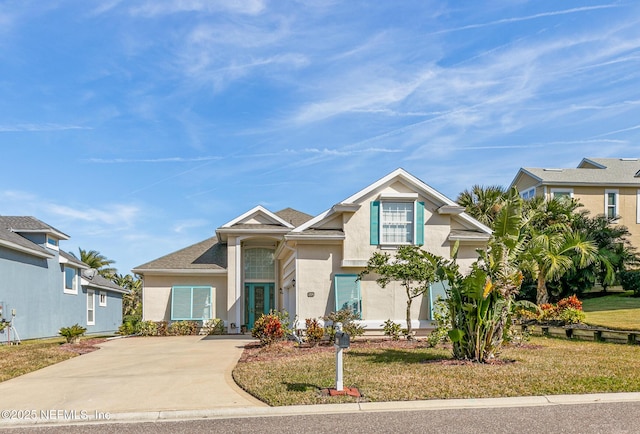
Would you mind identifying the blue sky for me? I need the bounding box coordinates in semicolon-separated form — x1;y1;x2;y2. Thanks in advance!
1;1;639;274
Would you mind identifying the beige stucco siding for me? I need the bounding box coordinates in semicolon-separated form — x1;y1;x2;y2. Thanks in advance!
568;185;640;249
142;274;227;322
514;173;541;192
295;243;342;320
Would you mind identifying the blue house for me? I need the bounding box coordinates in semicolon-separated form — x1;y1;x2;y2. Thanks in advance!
0;216;127;341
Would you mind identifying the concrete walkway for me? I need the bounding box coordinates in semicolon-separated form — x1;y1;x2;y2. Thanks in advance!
0;336;265;415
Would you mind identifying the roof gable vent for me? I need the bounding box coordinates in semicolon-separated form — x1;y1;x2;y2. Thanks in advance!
621;158;638;161
543;168;564;172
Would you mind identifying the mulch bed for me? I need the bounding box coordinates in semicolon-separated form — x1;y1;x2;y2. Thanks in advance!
58;338;107;355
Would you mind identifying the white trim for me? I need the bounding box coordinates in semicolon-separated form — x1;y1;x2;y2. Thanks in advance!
293;168;491;235
341;259;368;267
0;239;54;258
87;289;95;326
520;187;536;200
550;188;574;199
45;235;59;251
378;192;419;200
132;268;227;275
578;158;607;169
220;205;294;229
605;189;619;220
63;266;78;295
234;237;242;332
99;291;107;307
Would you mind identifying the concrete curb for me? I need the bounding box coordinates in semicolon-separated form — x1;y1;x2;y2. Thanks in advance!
2;392;640;427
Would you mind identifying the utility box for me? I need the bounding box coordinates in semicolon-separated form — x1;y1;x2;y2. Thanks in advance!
335;330;351;348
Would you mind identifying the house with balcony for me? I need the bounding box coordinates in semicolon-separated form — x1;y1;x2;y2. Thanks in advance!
0;216;127;340
510;157;640;248
133;168;491;334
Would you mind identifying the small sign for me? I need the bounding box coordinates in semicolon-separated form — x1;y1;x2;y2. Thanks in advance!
307;291;315;297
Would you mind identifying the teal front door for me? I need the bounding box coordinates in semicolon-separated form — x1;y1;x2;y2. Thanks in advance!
245;283;275;329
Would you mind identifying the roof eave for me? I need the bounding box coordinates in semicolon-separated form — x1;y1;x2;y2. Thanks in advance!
132;268;228;275
0;239;54;259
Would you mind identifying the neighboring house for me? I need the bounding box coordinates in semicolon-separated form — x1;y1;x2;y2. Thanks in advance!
0;216;127;340
133;169;491;334
510;157;640;248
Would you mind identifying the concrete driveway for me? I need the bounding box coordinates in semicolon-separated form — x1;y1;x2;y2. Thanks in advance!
0;335;265;414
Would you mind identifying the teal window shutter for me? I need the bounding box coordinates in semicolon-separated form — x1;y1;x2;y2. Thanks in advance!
335;274;362;318
416;201;425;245
370;201;380;245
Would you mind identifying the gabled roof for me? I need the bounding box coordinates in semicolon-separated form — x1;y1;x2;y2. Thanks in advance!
81;269;129;294
59;250;89;269
220;205;296;229
0;216;56;258
293;168;492;235
511;158;640;188
132;236;227;274
0;216;69;239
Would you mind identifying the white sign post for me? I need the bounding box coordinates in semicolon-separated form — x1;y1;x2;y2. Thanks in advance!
334;322;344;391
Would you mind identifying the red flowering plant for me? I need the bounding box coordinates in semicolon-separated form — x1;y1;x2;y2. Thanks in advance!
251;310;291;346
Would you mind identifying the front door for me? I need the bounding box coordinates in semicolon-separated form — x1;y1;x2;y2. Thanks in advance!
245;283;275;329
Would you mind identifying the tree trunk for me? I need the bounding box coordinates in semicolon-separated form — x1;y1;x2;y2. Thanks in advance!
406;297;413;340
536;272;548;305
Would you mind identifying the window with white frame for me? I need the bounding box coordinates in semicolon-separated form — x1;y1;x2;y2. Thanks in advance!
370;200;425;246
605;189;619;220
244;248;275;280
520;188;536;200
64;266;77;295
87;289;95;325
99;291;107;307
551;188;573;200
335;274;361;319
46;235;59;250
171;286;213;321
381;202;414;244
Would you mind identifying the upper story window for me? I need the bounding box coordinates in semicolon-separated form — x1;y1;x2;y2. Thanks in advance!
381;202;414;244
64;266;77;295
46;235;59;251
605;189;619;220
370;200;424;246
520;188;535;200
99;291;107;307
244;248;275;281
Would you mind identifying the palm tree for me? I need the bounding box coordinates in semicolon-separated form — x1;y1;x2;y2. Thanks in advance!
514;197;597;304
113;273;142;318
78;248;117;278
456;185;507;227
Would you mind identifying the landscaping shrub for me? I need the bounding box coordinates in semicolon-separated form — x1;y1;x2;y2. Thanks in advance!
252;311;290;346
556;295;583;311
382;319;402;340
426;298;450;347
118;314;141;335
620;270;640;297
323;309;365;341
168;320;199;335
202;318;225;335
304;318;325;346
155;321;169;336
59;324;86;343
559;307;586;324
137;320;159;336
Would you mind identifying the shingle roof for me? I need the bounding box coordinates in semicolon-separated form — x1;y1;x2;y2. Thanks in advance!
0;216;69;239
520;158;640;185
133;236;227;271
59;250;89;268
81;269;129;293
275;208;314;227
0;216;55;257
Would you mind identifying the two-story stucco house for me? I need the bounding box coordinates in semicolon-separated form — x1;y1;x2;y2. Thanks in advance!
133;169;492;334
510;158;640;248
0;216;127;340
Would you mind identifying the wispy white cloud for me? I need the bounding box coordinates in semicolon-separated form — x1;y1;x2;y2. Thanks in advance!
431;5;620;35
130;0;266;17
84;156;222;164
172;219;210;233
0;124;91;132
45;204;140;228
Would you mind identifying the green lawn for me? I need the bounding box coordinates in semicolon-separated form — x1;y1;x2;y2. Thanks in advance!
582;291;640;331
233;337;640;406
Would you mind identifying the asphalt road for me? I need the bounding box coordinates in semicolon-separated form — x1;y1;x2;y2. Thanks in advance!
3;402;638;434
